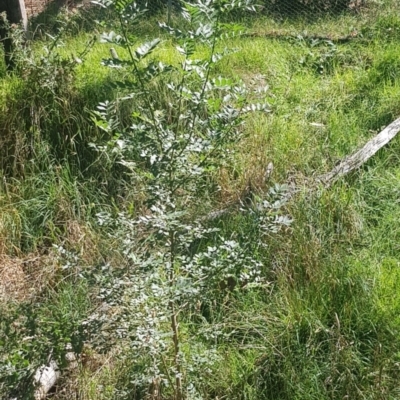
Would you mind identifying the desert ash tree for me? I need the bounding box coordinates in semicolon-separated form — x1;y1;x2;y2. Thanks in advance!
88;0;291;398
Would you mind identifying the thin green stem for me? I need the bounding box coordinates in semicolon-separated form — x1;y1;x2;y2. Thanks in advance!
118;14;163;150
175;14;221;164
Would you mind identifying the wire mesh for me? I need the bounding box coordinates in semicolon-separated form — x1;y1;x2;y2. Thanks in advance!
12;0;400;37
259;0;366;16
141;0;368;18
3;0;398;22
139;0;399;42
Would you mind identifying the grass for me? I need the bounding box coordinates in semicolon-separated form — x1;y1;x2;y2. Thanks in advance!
1;2;400;399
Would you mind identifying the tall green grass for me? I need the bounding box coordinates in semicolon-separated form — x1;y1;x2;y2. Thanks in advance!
1;4;400;399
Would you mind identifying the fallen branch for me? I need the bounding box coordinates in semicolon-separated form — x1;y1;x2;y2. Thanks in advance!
318;117;400;185
204;117;400;221
243;30;360;44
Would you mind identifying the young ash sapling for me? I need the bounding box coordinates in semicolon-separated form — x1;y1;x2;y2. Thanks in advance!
90;1;291;398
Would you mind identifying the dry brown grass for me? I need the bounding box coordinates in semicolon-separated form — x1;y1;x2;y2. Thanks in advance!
54;346;123;400
216;125;272;208
0;252;60;302
64;220;102;265
0;255;27;302
0;219;103;303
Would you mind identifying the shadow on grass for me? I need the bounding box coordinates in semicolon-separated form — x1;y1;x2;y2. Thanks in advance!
0;73;117;176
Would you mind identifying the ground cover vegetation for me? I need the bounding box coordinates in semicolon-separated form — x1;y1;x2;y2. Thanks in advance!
1;0;400;398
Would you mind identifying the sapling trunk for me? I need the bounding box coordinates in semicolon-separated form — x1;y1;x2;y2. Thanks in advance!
169;228;183;400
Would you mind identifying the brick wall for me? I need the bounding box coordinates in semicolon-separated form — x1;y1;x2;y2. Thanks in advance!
24;0;53;17
1;0;82;21
24;0;75;18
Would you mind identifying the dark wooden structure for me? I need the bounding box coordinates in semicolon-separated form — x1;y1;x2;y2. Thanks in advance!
0;0;27;70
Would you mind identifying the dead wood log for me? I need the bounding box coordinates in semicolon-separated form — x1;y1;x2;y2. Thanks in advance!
203;117;400;221
318;117;400;185
243;30;360;44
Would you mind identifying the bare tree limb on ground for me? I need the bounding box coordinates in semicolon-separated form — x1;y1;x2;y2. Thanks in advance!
318;117;400;185
205;116;400;221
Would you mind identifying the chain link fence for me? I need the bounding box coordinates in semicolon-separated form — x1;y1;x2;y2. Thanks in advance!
141;0;368;18
135;0;398;42
25;0;382;20
20;0;400;39
260;0;366;16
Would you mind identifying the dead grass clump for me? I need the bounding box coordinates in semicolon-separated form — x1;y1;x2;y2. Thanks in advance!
0;255;26;302
0;252;60;303
216;130;272;207
64;220;101;265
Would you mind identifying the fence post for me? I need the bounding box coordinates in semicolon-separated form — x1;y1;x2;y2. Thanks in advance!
0;0;28;71
18;0;28;32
